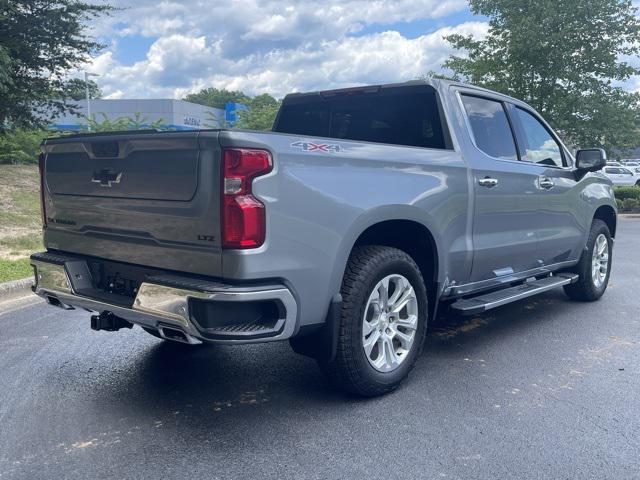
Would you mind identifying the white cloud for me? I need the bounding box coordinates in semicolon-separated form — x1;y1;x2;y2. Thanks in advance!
82;0;640;101
85;0;487;99
80;0;479;98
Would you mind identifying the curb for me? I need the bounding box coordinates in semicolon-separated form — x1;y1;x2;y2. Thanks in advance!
0;277;34;302
619;214;640;218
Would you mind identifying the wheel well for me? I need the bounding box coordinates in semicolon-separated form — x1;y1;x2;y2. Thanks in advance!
594;205;616;238
353;220;438;293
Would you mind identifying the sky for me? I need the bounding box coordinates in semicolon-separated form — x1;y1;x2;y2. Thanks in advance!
82;0;640;100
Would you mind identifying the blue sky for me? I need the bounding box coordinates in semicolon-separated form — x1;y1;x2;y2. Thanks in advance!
83;0;637;99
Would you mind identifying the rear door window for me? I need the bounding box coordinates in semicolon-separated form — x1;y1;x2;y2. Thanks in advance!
460;95;518;160
274;86;449;150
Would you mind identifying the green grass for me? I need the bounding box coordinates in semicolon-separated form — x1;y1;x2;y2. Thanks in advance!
0;164;42;265
0;258;33;283
0;235;43;256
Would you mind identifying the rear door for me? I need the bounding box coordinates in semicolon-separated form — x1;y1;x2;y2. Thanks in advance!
458;92;541;283
42;131;224;277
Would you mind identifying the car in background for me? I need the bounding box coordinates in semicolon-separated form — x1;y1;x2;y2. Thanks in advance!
622;161;640;174
603;166;640;186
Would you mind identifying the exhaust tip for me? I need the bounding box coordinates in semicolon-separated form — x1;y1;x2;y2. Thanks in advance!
158;325;201;345
46;295;75;310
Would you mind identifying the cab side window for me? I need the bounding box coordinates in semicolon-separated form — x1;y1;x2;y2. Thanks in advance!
511;107;565;167
460;95;518;161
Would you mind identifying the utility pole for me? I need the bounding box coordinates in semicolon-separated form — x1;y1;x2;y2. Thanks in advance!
84;71;99;131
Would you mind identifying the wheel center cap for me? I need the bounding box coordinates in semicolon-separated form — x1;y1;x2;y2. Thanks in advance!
380;313;389;330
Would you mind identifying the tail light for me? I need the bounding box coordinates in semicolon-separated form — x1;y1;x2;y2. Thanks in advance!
221;148;272;249
38;153;47;228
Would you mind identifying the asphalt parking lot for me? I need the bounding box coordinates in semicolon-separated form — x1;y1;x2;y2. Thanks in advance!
1;219;639;480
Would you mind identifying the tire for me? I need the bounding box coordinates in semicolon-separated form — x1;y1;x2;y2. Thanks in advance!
563;219;612;301
319;246;428;397
635;180;640;187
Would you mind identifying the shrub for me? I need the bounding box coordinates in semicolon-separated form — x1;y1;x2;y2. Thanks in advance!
622;198;640;211
0;129;49;164
614;186;640;201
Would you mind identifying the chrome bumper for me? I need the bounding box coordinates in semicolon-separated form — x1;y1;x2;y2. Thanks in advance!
31;255;298;345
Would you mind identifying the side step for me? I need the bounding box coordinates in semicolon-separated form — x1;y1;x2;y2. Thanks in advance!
451;273;579;316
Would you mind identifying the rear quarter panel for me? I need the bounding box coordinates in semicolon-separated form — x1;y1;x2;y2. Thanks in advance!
219;130;470;328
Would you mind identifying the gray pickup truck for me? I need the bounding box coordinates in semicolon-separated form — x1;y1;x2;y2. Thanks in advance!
31;79;616;396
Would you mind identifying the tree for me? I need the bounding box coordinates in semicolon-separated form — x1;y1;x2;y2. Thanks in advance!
186;88;281;130
443;0;640;155
0;0;114;130
0;128;49;164
184;88;251;109
237;94;280;131
64;78;103;101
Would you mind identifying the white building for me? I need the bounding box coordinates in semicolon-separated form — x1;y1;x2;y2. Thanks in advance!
49;99;226;131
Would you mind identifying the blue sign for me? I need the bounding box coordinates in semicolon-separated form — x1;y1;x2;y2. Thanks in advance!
225;102;249;126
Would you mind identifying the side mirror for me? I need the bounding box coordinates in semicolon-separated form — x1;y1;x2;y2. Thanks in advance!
576;148;606;172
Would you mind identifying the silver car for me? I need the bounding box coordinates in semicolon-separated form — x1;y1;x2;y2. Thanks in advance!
603;166;640;186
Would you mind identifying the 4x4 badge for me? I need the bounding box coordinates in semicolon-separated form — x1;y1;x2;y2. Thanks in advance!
290;141;341;153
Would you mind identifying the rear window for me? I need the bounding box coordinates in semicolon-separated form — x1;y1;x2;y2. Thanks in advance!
460;94;518;161
274;86;449;150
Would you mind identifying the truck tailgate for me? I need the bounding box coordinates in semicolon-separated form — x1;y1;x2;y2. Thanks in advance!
41;131;223;277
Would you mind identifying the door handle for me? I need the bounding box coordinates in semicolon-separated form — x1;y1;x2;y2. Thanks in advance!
539;177;555;190
478;177;498;188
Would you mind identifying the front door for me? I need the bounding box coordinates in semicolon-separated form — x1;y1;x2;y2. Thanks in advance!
506;104;584;267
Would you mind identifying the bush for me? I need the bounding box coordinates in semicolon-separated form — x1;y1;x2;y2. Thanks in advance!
614;187;640;212
622;198;640;211
614;186;640;201
0;129;49;164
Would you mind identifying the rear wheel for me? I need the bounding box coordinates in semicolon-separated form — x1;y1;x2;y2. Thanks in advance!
319;246;428;397
563;219;612;301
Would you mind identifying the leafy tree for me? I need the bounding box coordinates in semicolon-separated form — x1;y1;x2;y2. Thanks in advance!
236;102;281;131
184;88;251;109
64;78;103;101
0;129;50;164
443;0;640;155
0;0;114;130
250;93;279;109
237;93;281;130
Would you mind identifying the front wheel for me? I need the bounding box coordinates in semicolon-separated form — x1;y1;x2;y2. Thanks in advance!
319;246;428;397
563;219;612;301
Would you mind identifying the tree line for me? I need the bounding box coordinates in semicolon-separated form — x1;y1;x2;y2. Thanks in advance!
1;0;638;165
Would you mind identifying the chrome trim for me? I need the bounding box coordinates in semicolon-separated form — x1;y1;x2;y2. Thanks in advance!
31;260;298;345
478;177;498;188
33;260;72;294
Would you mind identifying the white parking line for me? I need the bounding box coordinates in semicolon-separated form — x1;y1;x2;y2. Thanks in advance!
0;294;43;316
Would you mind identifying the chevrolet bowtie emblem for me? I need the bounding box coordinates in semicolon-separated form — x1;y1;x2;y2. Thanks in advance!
91;169;122;187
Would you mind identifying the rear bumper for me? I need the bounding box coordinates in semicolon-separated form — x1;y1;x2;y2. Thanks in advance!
30;252;298;345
